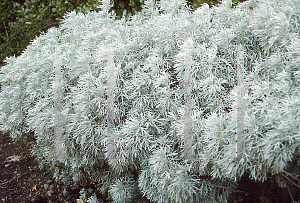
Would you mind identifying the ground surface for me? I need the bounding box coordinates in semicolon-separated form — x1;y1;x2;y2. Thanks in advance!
0;130;109;203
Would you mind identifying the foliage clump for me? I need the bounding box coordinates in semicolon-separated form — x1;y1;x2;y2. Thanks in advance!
0;0;300;202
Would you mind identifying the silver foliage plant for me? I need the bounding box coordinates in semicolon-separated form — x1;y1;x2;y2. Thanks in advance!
0;0;300;202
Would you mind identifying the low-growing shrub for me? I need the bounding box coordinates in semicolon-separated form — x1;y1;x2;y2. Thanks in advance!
1;0;299;202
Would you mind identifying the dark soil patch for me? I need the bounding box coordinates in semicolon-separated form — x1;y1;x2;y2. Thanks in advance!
0;130;109;203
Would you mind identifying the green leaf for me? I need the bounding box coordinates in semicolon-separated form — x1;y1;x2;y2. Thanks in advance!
129;1;136;7
120;1;125;8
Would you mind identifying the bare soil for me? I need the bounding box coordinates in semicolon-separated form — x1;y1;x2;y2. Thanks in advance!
0;130;110;203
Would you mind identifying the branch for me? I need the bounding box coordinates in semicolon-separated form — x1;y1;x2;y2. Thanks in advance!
282;170;300;183
208;183;250;195
287;184;295;203
280;172;300;190
3;21;9;39
36;1;53;21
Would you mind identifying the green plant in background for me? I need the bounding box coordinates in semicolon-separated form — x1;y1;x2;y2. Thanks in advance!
0;0;103;70
1;0;299;202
